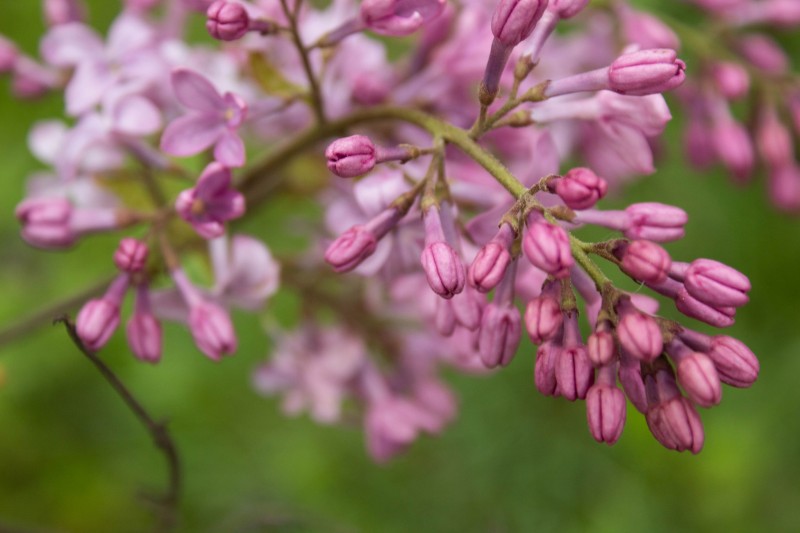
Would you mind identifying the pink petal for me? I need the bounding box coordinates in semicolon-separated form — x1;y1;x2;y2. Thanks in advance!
28;120;68;164
214;130;246;167
107;14;156;59
65;61;115;116
112;95;162;136
40;23;104;67
160;114;225;157
171;68;225;112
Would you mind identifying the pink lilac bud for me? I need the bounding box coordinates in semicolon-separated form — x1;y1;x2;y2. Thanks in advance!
645;369;704;453
175;162;246;239
619;7;680;50
556;312;593;401
421;206;466;299
608;49;686;96
535;341;560;396
452;287;484;331
684;259;750;308
710;62;750;100
618;349;647;413
114;238;149;274
0;36;17;74
206;1;250;41
547;0;587;18
76;275;129;351
15;197;74;248
768;165;800;212
737;34;789;75
325;135;377;178
586;364;626;444
666;339;721;408
44;0;85;26
711;119;754;182
553;168;608;210
684;118;716;169
675;287;736;328
522;219;573;278
617;240;671;283
491;0;549;48
624;202;687;242
756;108;794;169
434;298;456;336
468;223;515;293
681;331;759;388
360;0;446;37
478;262;521;368
126;286;162;363
587;321;616;367
524;282;563;344
188;300;237;360
616;300;663;362
325;225;378;272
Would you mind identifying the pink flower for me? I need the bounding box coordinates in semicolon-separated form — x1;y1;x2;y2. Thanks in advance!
360;0;446;37
175;162;245;239
160;68;248;167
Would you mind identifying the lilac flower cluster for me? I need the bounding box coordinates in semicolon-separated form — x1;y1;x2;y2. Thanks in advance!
3;0;765;461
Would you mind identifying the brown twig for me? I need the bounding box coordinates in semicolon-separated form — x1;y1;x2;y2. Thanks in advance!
54;316;181;533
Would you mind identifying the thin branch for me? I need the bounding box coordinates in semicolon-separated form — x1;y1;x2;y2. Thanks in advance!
279;0;325;124
54;317;181;533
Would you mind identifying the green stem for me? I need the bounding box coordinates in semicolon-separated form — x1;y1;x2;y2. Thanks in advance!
279;0;326;124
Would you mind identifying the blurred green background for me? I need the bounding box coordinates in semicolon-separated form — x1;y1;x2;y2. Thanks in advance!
2;2;800;532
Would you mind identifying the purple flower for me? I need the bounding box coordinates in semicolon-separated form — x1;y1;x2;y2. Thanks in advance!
160;68;248;167
175;162;245;239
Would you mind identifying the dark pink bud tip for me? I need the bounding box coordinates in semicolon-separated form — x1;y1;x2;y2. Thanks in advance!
684;259;750;308
619;240;671;284
206;1;250;41
524;296;562;344
491;0;550;47
554;167;608;210
586;383;626;444
114;238;149;273
421;241;466;299
324;225;378;273
325;135;378;178
608;48;686;96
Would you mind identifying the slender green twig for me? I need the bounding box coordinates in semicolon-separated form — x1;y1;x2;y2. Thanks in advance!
278;0;325;124
55;317;181;533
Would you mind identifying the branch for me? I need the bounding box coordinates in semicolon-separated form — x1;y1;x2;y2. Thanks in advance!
54;317;181;533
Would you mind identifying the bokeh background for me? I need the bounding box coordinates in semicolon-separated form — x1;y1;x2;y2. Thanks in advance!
1;2;800;532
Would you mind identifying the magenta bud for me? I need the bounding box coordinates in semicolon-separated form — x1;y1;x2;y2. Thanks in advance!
534;341;560;396
44;0;85;26
616;303;663;362
557;345;593;401
188;301;237;360
524;295;562;344
586;372;626;445
711;119;754;182
206;1;250;41
114;238;149;273
624;202;687;242
548;0;588;19
756;108;794;169
0;36;18;74
76;299;121;351
708;336;759;388
434;298;456;336
554;167;608;210
325;135;377;178
127;312;162;363
618;240;671;283
675;351;722;408
737;34;789;75
608;49;686;96
587;328;616;367
360;0;446;37
468;225;514;293
645;371;704;454
324;225;378;273
478;303;522;368
421;241;466;299
15;197;75;249
491;0;550;47
618;352;647;413
710;62;750;100
522;220;573;278
452;287;484;331
684;259;750;308
675;287;736;328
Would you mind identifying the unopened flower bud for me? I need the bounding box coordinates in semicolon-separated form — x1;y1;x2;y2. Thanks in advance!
360;0;446;37
76;275;129;351
114;238;149;273
491;0;549;47
616;302;663;362
44;0;85;26
553;167;608;210
618;350;647;413
756;108;794;169
15;197;74;249
710;62;750;100
524;295;562;344
478;303;522;368
586;366;626;444
534;341;560;396
624;202;687;242
617;240;671;283
645;370;704;454
468;224;514;293
737;34;788;75
608;49;686;96
325;135;377;178
126;287;162;363
667;340;721;408
188;300;237;360
587;322;616;366
557;312;593;401
547;0;588;19
675;287;736;328
421;241;466;299
325;225;378;273
684;259;750;308
522;219;573;278
0;36;17;74
206;1;250;41
708;335;759;388
711;119;754;182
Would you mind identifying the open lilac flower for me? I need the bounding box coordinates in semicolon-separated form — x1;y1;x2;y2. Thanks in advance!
175;162;245;239
160;68;248;167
